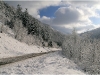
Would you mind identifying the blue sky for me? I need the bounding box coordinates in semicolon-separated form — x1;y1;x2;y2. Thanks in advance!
39;6;60;18
5;1;100;34
90;17;100;25
90;9;100;25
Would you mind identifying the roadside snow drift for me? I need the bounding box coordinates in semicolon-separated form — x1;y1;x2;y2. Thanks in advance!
0;33;59;59
0;51;85;74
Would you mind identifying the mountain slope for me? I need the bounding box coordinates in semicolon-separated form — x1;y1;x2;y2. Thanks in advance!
0;1;65;47
81;27;100;39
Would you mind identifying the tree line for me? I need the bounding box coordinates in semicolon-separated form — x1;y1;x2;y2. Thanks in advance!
62;28;100;74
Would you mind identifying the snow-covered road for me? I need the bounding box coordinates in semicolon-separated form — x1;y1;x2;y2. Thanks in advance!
0;50;58;65
0;51;85;74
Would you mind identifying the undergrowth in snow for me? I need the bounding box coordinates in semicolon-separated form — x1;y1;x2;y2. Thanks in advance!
0;33;59;58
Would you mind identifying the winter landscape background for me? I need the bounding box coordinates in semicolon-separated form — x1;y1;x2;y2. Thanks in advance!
0;0;100;74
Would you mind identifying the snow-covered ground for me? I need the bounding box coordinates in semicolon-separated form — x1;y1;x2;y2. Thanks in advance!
0;33;60;59
0;25;85;74
0;51;85;74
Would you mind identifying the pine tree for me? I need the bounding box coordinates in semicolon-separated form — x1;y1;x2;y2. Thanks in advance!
16;4;22;19
22;8;29;27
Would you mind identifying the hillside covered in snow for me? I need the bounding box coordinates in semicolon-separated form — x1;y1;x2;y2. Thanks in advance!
0;1;64;48
0;33;59;59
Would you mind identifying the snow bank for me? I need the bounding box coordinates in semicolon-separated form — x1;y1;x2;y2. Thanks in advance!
0;33;60;58
0;51;85;74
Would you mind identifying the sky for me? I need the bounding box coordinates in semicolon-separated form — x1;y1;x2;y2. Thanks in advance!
5;0;100;34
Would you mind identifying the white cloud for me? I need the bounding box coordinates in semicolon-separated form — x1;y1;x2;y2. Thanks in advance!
53;6;81;25
39;16;52;25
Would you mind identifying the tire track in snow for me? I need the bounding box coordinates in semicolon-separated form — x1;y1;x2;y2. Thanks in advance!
0;50;60;66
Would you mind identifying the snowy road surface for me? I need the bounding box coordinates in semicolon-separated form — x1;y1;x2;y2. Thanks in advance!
0;50;58;65
0;51;85;74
